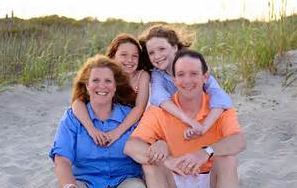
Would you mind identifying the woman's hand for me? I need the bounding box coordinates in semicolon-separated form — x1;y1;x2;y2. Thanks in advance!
146;140;169;164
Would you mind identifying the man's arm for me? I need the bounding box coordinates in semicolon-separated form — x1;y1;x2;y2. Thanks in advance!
124;137;151;164
211;132;246;157
174;132;246;174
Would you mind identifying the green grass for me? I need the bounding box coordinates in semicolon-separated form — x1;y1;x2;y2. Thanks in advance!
1;13;297;93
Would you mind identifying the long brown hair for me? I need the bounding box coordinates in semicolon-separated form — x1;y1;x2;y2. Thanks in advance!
105;33;150;72
71;54;136;106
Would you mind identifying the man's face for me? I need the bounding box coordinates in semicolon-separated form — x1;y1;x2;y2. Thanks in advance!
174;56;208;99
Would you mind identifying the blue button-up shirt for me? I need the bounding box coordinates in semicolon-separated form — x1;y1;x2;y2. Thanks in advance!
150;68;233;108
49;103;142;188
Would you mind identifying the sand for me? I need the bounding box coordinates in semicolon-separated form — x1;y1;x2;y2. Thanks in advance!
0;70;296;188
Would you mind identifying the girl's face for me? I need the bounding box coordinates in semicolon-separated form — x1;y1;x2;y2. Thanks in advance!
114;42;139;74
86;67;116;106
146;37;177;72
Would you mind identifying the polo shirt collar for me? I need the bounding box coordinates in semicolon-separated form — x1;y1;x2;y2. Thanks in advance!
87;102;124;123
173;92;210;121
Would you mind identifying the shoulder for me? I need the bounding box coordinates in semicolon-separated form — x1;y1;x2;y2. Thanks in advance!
221;108;238;118
59;107;81;131
62;108;80;123
143;105;167;118
151;69;163;76
114;103;133;116
140;70;150;80
217;108;241;134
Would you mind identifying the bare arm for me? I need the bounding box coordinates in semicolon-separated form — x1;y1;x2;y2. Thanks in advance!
169;133;246;175
202;108;223;130
211;132;246;156
107;72;150;145
124;137;151;164
184;108;224;140
72;99;108;146
54;156;77;188
72;99;93;131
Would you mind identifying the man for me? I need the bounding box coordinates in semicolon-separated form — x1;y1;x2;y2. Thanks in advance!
124;49;246;188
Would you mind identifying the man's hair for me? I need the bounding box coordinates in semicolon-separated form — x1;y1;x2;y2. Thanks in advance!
172;49;208;77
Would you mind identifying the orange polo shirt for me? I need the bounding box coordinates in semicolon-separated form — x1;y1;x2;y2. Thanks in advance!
131;92;241;172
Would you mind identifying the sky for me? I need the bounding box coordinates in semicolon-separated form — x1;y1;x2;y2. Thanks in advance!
1;0;297;24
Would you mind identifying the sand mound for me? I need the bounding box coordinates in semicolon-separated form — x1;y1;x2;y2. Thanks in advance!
0;70;296;187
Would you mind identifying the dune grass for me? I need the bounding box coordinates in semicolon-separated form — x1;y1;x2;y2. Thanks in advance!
1;13;296;93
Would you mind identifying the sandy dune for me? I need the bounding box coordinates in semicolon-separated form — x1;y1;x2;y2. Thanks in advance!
0;70;296;188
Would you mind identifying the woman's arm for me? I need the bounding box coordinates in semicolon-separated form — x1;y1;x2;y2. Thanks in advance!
72;99;108;146
107;71;150;145
54;156;77;188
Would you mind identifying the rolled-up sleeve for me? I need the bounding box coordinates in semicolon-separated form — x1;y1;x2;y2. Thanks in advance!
150;70;176;106
49;109;78;163
204;75;233;109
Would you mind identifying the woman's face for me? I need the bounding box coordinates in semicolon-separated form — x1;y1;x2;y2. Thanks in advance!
146;37;177;71
114;42;139;74
86;67;116;105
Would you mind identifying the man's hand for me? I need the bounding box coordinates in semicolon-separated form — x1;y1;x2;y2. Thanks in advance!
146;140;169;164
163;157;187;176
175;150;209;175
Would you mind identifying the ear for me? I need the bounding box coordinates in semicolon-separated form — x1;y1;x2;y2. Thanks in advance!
173;76;177;85
173;45;178;53
203;72;209;84
85;82;90;92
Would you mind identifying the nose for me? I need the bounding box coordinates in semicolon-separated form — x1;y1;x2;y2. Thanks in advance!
154;52;162;60
98;81;106;88
183;74;192;84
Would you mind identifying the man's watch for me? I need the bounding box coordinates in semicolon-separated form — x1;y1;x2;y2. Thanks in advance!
202;146;214;159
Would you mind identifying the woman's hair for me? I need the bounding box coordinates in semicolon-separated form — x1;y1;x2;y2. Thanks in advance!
172;49;208;77
71;54;136;106
139;24;192;71
105;33;150;72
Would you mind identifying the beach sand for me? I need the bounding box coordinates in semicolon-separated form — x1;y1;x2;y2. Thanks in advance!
0;70;296;188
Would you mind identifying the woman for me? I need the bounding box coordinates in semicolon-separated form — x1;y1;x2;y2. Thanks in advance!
49;55;145;188
139;24;233;138
72;34;150;146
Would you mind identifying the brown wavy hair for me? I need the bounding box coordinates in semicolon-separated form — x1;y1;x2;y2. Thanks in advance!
105;33;150;72
138;24;192;71
71;54;136;106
